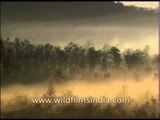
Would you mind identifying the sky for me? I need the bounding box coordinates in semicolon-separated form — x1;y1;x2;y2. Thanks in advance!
122;2;158;8
1;2;159;54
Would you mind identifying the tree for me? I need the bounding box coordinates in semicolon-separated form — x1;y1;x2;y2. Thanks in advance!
124;49;147;69
65;42;85;72
108;47;122;68
86;47;100;70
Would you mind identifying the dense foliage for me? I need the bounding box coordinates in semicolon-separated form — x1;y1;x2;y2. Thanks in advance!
1;38;157;85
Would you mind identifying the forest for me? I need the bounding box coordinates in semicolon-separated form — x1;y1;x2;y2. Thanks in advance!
1;38;158;85
0;38;159;118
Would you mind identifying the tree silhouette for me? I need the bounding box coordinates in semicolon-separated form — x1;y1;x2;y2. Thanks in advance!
0;38;156;85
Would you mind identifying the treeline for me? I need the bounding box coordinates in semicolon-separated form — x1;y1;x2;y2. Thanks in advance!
0;38;157;85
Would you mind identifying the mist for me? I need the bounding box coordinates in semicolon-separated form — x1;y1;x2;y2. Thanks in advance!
1;2;159;118
1;71;158;118
1;2;158;55
1;22;158;55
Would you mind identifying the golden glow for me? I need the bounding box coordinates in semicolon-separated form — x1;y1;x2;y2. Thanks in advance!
122;2;159;8
1;72;158;104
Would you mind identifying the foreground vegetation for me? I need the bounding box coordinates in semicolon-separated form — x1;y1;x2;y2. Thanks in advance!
1;85;158;118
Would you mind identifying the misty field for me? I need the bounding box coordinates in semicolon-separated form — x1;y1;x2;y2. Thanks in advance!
0;38;159;118
1;73;158;118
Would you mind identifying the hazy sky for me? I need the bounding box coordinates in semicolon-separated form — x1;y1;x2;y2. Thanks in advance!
122;2;158;8
1;2;158;54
